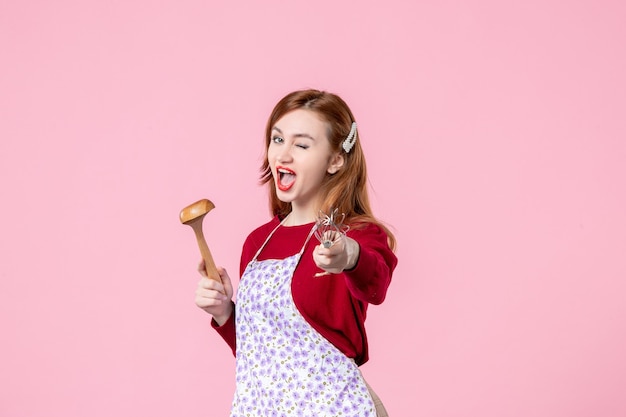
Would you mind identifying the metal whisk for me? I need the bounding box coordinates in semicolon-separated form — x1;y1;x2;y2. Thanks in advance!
314;208;349;248
313;208;350;277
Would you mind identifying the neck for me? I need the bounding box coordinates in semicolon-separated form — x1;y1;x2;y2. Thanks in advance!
283;204;316;226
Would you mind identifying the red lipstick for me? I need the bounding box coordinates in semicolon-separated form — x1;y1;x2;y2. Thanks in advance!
276;166;296;191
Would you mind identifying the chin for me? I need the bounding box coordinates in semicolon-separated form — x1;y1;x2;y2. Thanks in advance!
275;190;294;204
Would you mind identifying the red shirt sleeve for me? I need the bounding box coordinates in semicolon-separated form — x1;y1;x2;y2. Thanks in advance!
343;223;397;305
211;305;236;355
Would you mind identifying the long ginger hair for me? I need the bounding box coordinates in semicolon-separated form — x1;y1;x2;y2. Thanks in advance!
260;89;396;250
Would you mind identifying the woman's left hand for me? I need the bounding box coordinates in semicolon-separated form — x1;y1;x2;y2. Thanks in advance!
313;235;360;274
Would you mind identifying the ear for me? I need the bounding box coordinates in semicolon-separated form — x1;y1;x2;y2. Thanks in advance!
327;152;345;175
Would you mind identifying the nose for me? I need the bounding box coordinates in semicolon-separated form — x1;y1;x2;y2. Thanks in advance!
276;144;293;163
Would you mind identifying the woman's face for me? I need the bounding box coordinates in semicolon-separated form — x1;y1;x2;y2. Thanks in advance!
267;109;344;213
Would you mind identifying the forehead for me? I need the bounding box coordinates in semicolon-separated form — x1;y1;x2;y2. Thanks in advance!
274;109;329;135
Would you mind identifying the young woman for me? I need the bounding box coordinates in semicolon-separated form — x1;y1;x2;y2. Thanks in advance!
195;89;398;416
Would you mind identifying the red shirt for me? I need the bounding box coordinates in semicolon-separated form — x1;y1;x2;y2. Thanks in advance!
213;216;397;365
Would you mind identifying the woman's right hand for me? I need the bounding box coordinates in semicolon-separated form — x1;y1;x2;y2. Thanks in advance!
194;261;234;326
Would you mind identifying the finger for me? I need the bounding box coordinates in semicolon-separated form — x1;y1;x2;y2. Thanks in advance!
196;279;221;293
197;260;208;277
329;237;346;254
195;289;219;301
212;267;232;296
196;285;228;301
217;267;233;294
317;250;339;265
319;237;345;253
316;244;333;256
198;277;212;289
198;277;225;293
216;267;229;280
195;294;225;308
315;255;334;270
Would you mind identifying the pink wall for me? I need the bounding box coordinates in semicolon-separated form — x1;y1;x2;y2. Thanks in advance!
1;1;625;416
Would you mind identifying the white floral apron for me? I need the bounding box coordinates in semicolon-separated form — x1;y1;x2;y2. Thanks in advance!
231;221;377;417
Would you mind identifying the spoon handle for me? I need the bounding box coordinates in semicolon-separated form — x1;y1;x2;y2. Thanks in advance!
191;220;221;283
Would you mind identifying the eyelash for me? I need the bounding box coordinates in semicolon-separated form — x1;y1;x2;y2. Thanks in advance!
271;136;309;149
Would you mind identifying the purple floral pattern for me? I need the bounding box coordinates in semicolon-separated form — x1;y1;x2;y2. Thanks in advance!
232;234;376;416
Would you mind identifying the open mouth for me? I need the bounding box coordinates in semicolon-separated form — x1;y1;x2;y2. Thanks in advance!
277;166;296;191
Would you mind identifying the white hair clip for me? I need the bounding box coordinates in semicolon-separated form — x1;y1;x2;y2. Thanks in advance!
342;122;358;153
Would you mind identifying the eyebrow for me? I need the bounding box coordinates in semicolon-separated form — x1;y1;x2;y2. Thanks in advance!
272;126;316;141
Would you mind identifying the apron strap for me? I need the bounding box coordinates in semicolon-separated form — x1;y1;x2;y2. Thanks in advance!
298;223;319;256
251;217;319;262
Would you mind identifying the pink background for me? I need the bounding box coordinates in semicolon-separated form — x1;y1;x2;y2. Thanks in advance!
1;1;625;416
